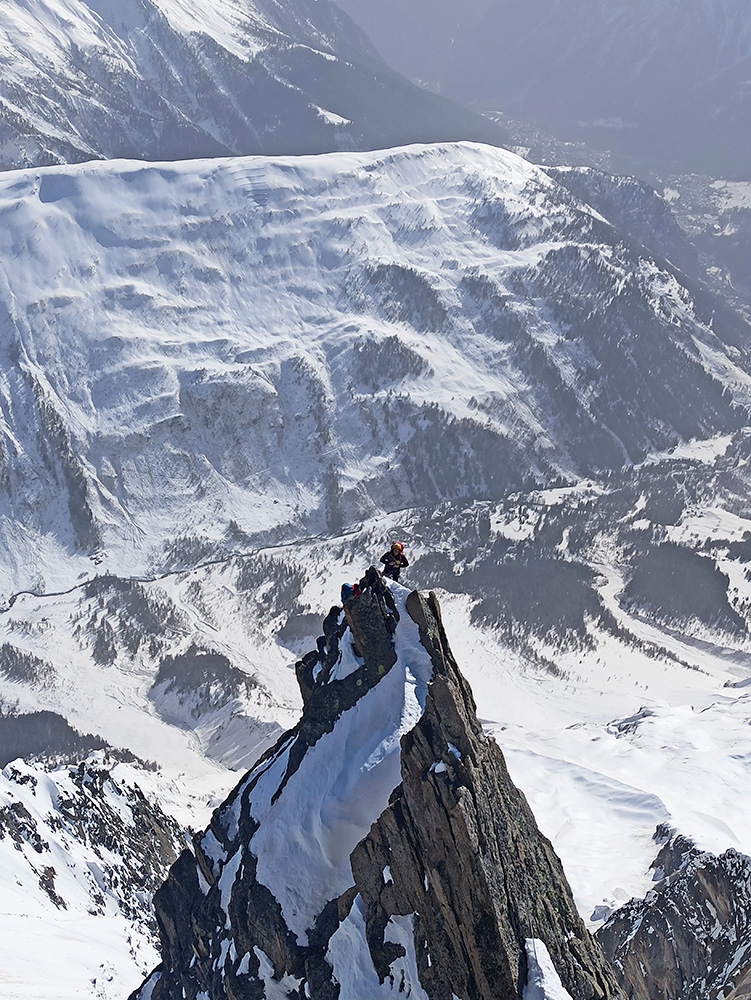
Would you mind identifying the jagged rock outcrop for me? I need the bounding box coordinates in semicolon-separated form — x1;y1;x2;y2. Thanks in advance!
339;588;621;1000
0;752;184;929
132;573;624;1000
597;828;751;1000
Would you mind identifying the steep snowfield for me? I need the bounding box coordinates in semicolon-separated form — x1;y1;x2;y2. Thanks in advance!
1;144;751;995
207;583;433;948
0;142;746;601
0;754;187;1000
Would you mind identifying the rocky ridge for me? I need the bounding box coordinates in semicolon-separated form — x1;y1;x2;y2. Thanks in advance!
597;829;751;1000
133;572;623;1000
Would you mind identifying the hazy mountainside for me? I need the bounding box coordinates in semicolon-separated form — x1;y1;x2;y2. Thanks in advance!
0;0;507;170
543;168;701;279
660;177;751;312
0;143;749;602
334;0;751;178
443;116;751;317
545;169;751;319
132;580;624;1000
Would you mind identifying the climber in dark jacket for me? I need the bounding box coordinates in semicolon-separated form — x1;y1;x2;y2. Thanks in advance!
380;541;409;582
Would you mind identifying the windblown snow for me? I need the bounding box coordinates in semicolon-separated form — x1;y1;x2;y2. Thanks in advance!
1;141;751;998
208;583;433;946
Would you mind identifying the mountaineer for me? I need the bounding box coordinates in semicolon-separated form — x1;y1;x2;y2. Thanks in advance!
340;581;361;604
380;541;409;582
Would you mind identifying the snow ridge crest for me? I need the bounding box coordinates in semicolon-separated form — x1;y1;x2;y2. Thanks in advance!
132;575;623;1000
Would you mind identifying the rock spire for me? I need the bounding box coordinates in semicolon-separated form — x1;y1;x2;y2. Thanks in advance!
132;572;623;1000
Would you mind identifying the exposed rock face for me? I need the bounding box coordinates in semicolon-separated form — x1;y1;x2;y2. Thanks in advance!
132;575;623;1000
341;589;621;1000
597;829;751;1000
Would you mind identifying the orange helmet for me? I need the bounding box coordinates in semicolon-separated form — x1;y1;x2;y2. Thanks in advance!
392;541;404;553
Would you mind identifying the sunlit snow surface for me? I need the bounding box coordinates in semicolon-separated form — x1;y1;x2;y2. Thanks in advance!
0;756;183;999
0;142;745;601
327;899;429;1000
0;141;564;598
239;584;433;944
524;939;574;1000
0;143;751;997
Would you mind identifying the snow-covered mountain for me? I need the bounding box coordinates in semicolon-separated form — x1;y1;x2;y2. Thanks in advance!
131;579;624;1000
0;142;748;603
2;137;751;997
3;2;751;996
0;752;186;999
660;175;751;309
598;830;751;1000
7;434;751;996
335;0;751;176
0;0;506;170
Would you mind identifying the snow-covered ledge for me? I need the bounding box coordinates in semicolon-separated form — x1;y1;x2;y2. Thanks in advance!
524;939;575;1000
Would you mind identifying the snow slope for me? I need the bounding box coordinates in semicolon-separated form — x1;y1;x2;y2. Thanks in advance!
0;0;506;170
0;754;187;1000
0;142;747;601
